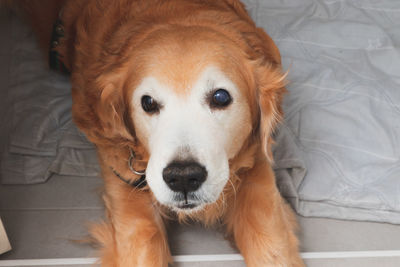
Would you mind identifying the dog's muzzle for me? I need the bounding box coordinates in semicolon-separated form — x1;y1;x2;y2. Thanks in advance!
162;160;207;208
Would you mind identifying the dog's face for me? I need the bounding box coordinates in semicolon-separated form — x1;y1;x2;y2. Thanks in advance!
133;66;250;211
74;22;285;214
130;28;253;212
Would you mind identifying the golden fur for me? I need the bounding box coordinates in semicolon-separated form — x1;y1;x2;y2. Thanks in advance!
18;0;304;266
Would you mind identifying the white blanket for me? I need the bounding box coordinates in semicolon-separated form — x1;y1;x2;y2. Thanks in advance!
1;0;399;224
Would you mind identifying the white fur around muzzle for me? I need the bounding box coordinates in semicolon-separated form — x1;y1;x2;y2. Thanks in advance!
132;66;251;211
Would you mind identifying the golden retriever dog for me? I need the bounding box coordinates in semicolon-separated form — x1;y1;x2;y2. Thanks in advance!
18;0;304;266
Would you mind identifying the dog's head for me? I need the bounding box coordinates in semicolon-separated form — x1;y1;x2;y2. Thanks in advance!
71;1;285;213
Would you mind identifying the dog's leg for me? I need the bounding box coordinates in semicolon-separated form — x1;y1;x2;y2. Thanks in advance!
92;175;171;267
225;161;304;267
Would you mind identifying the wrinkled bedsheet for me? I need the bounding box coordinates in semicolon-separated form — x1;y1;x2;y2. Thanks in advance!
0;11;100;184
1;0;399;224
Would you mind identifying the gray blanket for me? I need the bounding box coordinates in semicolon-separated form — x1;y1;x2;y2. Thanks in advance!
0;11;100;184
1;0;400;224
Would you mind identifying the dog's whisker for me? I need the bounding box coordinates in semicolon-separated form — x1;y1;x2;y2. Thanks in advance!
126;186;137;200
228;178;237;204
218;189;226;214
133;178;147;189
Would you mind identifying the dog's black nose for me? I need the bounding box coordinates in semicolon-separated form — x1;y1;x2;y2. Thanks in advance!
162;161;207;193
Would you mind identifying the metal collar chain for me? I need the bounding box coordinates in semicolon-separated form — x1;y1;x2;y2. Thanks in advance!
111;148;147;189
128;148;146;176
49;18;70;74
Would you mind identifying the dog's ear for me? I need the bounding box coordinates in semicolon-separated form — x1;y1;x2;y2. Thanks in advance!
98;80;133;142
224;0;282;65
227;2;287;161
72;71;134;147
252;33;286;162
254;63;286;162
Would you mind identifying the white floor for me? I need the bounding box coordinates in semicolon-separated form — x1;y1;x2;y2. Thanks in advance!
1;252;400;266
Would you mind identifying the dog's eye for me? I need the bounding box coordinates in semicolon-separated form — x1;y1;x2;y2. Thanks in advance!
141;95;159;113
210;89;232;108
